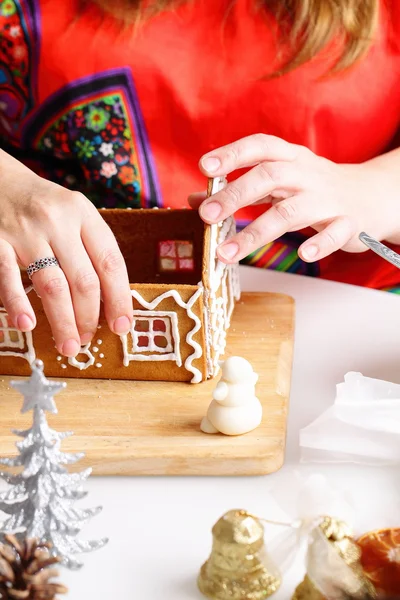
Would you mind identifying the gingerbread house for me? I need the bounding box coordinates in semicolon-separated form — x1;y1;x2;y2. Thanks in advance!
0;179;240;383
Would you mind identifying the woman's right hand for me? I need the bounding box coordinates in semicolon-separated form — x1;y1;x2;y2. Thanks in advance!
0;150;133;357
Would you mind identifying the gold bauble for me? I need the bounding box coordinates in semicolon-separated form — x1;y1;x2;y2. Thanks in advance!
198;509;281;600
292;575;325;600
292;516;376;600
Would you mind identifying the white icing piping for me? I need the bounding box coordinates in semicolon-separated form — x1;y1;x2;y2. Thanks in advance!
203;177;241;378
202;288;213;378
131;312;174;354
0;307;36;364
122;310;182;367
68;343;95;370
183;288;203;383
206;219;238;377
211;177;227;195
121;288;203;383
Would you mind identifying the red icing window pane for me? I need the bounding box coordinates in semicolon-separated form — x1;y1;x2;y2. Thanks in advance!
6;315;13;327
153;319;166;332
158;241;194;272
135;320;149;332
179;258;194;271
154;336;168;349
138;336;149;348
159;241;176;258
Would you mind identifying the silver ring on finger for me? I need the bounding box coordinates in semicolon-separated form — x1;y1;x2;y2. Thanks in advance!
26;257;60;280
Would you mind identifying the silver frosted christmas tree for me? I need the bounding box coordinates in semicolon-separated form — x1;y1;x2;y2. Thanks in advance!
0;360;108;570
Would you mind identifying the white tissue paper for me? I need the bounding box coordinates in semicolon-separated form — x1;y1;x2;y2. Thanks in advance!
300;371;400;465
268;474;354;573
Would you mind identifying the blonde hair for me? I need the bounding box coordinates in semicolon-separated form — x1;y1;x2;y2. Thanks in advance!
86;0;379;73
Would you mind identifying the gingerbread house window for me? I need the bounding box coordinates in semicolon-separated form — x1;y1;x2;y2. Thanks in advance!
132;316;174;353
0;311;26;352
123;311;182;367
158;240;194;273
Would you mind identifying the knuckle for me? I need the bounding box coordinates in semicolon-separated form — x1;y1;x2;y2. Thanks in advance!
225;145;240;165
222;184;242;208
77;319;98;333
30;199;59;224
54;319;77;336
2;293;25;314
254;133;275;157
275;200;297;223
264;163;287;185
240;227;260;247
295;144;313;162
70;191;86;204
41;276;68;298
34;191;86;226
98;248;125;275
68;191;89;212
324;230;338;248
110;296;131;315
74;270;100;296
0;252;15;275
253;132;269;148
258;161;275;183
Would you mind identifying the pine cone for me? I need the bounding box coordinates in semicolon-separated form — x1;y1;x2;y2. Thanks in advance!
0;535;68;599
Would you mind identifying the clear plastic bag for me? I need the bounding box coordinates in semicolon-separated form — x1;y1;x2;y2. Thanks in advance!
269;474;355;573
300;372;400;465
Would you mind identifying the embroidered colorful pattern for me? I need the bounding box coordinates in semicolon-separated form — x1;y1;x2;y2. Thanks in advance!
23;69;162;208
0;0;39;143
238;223;320;276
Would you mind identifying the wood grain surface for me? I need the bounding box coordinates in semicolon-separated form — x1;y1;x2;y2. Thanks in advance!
0;292;295;476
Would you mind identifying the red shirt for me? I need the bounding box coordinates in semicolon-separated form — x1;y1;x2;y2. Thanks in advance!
1;0;400;290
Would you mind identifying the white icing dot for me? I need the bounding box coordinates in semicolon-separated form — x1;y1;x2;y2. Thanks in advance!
95;363;102;368
56;356;62;361
99;353;104;358
93;347;99;353
96;339;103;345
97;325;102;329
61;364;67;369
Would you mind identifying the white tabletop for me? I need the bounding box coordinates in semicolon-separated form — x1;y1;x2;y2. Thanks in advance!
62;267;400;599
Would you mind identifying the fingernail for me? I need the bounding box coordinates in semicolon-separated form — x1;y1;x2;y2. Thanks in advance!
113;316;131;335
218;242;239;260
201;157;221;173
62;339;81;357
16;314;35;332
201;201;222;221
80;332;94;345
302;245;318;260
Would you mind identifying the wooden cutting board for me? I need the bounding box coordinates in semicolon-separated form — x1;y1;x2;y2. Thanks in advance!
0;292;295;476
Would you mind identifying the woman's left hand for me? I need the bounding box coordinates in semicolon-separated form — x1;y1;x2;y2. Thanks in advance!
189;134;399;263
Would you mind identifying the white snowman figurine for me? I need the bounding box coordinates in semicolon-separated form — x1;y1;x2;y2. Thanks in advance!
200;356;262;436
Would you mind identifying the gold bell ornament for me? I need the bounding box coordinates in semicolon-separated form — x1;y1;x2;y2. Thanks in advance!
198;509;281;600
292;516;377;600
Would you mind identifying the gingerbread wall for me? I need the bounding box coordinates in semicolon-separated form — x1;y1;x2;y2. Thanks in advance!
100;209;205;286
0;284;207;382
